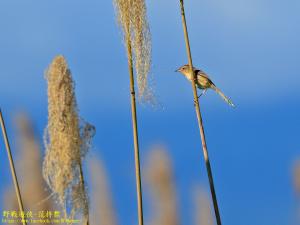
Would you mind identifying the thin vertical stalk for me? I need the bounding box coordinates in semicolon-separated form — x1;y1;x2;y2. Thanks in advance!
126;35;144;225
79;164;89;225
0;109;27;225
178;1;222;225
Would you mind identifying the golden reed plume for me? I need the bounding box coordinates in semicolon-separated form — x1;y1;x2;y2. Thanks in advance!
293;160;300;223
114;0;154;103
42;55;95;223
194;186;213;225
146;147;178;225
88;157;117;225
293;160;300;196
4;113;54;225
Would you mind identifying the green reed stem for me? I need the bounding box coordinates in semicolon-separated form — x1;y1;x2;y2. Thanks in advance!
0;109;27;225
126;35;144;225
178;1;222;225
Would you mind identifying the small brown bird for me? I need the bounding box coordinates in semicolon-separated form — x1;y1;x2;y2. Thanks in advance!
175;64;235;107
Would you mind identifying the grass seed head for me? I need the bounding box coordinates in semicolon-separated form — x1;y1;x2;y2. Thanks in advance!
88;157;117;225
43;55;95;220
293;160;300;196
146;147;178;225
194;186;213;225
5;113;54;213
114;0;155;104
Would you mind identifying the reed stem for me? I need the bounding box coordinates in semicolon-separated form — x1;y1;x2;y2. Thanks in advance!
0;109;27;225
126;34;144;225
178;1;222;224
79;163;89;225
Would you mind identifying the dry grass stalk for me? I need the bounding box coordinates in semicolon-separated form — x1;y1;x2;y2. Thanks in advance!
42;55;95;224
146;147;178;225
178;1;222;224
0;110;27;225
4;113;54;225
113;0;154;224
88;157;117;225
194;186;213;225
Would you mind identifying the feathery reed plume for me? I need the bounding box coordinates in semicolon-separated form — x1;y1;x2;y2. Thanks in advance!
0;109;27;225
194;186;213;225
132;0;153;103
178;1;222;224
4;113;54;225
16;114;54;211
88;157;117;225
293;160;300;223
146;147;178;225
293;160;300;197
42;55;95;224
114;0;153;103
113;0;154;224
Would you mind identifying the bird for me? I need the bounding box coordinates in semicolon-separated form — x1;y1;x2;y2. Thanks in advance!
175;64;235;107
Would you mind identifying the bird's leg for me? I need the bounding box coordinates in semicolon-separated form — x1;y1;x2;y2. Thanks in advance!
194;89;206;106
197;89;207;99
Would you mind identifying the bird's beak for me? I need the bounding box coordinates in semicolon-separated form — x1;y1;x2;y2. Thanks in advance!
175;68;180;72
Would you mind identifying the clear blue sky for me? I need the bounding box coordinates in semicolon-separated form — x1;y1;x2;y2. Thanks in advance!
0;0;300;225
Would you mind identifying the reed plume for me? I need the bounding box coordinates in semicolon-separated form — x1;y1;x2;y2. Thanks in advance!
146;147;178;225
194;186;213;225
113;0;153;224
178;1;222;224
88;157;117;225
293;160;300;196
42;55;95;223
114;0;153;103
293;160;300;224
4;113;54;225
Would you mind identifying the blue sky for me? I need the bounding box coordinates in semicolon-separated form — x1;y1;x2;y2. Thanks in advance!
0;0;300;225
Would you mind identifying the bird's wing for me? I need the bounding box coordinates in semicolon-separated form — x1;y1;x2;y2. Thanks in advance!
195;69;209;79
195;70;215;86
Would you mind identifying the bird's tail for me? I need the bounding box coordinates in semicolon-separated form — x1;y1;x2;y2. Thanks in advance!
211;84;235;107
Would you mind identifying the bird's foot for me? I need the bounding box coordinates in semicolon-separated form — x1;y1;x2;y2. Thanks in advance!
194;99;197;106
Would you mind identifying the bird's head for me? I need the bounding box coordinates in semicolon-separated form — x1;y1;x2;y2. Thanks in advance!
175;64;189;73
175;64;195;77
